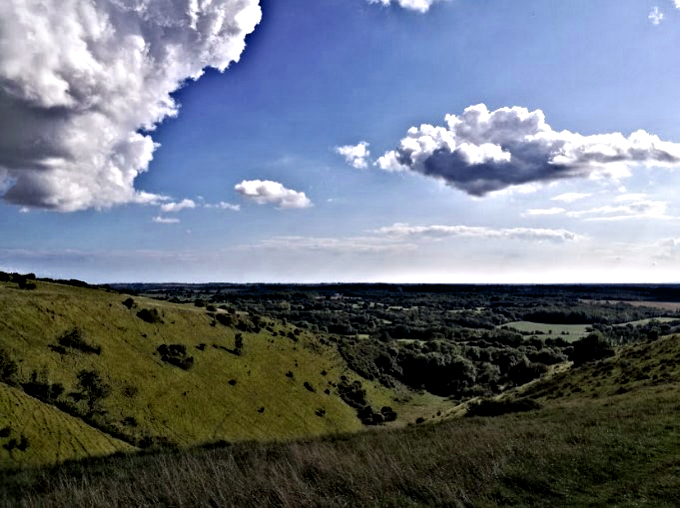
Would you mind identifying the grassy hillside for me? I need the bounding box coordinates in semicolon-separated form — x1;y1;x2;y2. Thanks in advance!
1;334;679;507
0;280;450;469
0;383;132;466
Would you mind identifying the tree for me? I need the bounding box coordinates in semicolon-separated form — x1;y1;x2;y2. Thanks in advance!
0;348;18;386
570;333;615;366
76;369;111;416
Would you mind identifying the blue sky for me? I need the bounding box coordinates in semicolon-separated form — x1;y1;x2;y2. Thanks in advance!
2;0;680;282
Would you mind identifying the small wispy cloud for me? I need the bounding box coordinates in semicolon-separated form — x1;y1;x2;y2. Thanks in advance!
522;207;566;217
235;180;312;209
375;223;583;242
649;6;664;25
367;0;442;13
567;199;671;221
335;142;371;169
152;216;180;224
160;199;197;213
205;201;241;212
552;192;591;203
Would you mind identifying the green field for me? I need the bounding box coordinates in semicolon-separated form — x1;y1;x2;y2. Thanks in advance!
499;321;591;340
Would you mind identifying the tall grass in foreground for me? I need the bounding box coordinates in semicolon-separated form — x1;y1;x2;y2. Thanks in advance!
2;386;679;508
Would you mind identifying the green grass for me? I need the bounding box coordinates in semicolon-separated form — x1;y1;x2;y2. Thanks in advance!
0;383;132;467
0;281;449;468
500;321;591;340
2;281;680;505
613;317;678;327
1;350;679;507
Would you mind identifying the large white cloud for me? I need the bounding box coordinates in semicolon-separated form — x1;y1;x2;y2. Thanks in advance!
376;104;680;196
234;179;312;209
368;0;442;13
0;0;261;211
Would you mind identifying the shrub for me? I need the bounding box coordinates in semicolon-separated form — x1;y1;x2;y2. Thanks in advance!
57;328;101;354
381;406;398;422
76;369;112;415
570;333;615;366
303;382;315;392
16;435;29;451
0;426;11;438
337;380;367;410
157;344;194;370
234;333;244;355
122;298;135;309
0;348;18;386
194;299;205;308
123;416;138;427
137;308;163;324
215;313;233;327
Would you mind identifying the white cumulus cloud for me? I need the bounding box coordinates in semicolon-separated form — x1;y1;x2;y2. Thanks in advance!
160;199;196;213
376;104;680;197
375;223;582;242
234;180;312;209
335;142;371;169
368;0;442;13
0;0;261;211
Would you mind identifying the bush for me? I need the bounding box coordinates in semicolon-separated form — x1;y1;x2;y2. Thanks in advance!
215;313;233;327
381;406;398;422
157;344;194;370
76;369;111;415
122;298;135;309
57;328;101;354
137;308;163;324
0;348;18;385
570;333;615;366
337;380;367;410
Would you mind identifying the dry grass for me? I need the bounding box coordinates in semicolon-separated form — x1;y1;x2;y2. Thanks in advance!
1;382;679;507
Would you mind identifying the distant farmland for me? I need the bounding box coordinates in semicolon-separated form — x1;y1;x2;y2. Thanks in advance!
499;321;590;340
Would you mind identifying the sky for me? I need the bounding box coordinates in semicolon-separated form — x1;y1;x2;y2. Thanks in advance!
2;0;680;283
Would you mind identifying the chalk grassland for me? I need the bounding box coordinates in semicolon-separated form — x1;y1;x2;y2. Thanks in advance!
0;281;448;469
2;335;679;507
0;383;133;467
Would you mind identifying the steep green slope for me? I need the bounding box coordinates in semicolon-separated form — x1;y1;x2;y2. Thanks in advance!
0;383;133;467
0;281;449;468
